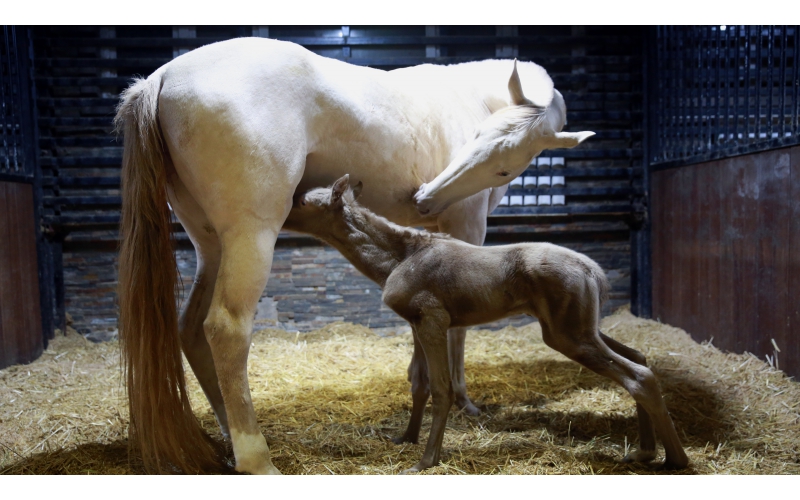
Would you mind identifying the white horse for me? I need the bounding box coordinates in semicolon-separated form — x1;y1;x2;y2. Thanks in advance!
114;37;594;474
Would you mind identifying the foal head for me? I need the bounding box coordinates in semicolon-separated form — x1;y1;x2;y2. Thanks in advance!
284;174;363;236
414;60;594;217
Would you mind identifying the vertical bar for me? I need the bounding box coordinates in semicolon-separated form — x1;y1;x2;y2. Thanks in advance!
734;25;741;145
794;26;800;137
53;237;66;333
766;25;774;140
716;25;723;152
724;26;731;148
16;28;54;342
1;26;9;173
12;25;24;173
496;25;518;58
425;26;440;58
745;26;752;145
635;25;658;318
756;25;763;142
252;26;269;38
682;27;690;159
779;26;787;140
172;26;196;58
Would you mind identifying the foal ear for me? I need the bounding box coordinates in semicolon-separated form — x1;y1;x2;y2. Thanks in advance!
331;174;350;206
508;60;533;106
352;181;363;200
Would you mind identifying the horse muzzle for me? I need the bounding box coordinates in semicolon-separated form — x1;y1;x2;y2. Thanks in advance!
414;184;447;217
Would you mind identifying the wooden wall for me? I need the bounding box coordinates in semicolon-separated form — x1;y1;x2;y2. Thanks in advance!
0;181;44;369
651;146;799;378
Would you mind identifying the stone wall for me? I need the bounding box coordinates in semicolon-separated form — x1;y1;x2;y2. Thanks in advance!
64;239;629;341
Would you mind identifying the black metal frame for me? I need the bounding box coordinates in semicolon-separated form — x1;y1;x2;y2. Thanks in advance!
651;25;800;171
0;27;54;343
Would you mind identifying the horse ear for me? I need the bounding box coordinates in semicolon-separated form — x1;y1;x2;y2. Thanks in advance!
508;60;533;106
352;181;363;200
331;174;350;206
542;131;596;149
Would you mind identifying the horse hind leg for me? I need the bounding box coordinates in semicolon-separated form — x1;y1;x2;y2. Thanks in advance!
168;168;230;437
202;223;284;475
599;332;657;464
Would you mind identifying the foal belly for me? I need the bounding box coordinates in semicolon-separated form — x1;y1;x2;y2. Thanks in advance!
442;284;527;328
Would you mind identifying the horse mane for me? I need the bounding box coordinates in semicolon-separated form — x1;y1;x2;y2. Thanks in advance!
493;105;547;134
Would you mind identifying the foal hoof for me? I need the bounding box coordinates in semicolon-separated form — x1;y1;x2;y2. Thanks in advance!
391;434;418;445
456;400;481;417
621;449;657;464
650;460;689;472
400;462;427;474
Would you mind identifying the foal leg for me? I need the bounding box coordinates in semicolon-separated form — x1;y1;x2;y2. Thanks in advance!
599;332;657;463
392;327;430;445
203;225;282;475
436;191;493;416
402;309;453;474
544;322;688;469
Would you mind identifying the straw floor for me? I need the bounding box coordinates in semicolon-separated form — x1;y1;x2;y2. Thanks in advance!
1;307;798;475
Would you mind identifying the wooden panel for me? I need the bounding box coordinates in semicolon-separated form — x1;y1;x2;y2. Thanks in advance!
0;181;43;369
755;149;791;365
651;145;800;378
788;146;800;378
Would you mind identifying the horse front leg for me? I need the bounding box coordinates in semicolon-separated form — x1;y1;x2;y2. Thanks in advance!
204;225;282;475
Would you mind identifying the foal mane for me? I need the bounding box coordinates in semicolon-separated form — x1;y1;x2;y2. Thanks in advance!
345;194;454;248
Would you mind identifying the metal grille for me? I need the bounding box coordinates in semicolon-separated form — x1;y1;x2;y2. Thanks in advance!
652;25;800;167
1;26;29;177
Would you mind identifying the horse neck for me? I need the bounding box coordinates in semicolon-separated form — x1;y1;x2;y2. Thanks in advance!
325;205;425;287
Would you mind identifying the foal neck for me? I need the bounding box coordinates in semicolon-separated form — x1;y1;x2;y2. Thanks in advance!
328;204;434;287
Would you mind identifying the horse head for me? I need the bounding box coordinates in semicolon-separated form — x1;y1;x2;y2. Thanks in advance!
414;60;594;217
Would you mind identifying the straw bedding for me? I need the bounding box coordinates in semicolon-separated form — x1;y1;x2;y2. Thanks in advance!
1;307;798;474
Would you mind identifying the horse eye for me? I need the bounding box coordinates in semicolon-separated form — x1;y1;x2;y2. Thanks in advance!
498;171;510;177
300;199;307;206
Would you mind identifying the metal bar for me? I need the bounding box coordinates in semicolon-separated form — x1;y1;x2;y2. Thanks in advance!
767;26;774;140
734;25;741;146
2;26;13;173
724;25;732;147
745;26;752;145
52;238;66;333
716;25;722;150
16;27;55;342
779;26;787;139
756;25;763;143
795;26;800;137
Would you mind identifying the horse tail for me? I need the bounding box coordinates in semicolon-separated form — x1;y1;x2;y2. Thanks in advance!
115;70;225;473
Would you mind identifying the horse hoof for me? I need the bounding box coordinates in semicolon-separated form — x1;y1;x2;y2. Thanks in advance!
235;463;282;475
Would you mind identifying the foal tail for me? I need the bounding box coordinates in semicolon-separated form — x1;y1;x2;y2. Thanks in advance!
115;71;225;473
